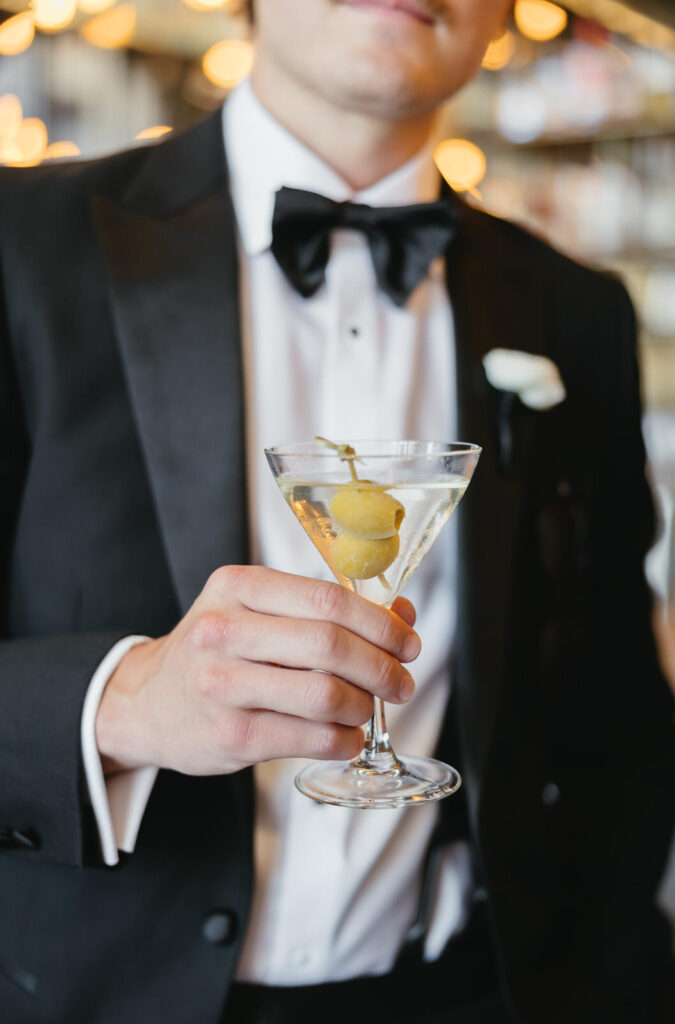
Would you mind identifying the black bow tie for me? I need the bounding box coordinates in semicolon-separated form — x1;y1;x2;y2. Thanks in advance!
270;185;458;307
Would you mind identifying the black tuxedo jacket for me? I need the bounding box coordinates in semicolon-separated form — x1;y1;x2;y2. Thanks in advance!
0;111;673;1024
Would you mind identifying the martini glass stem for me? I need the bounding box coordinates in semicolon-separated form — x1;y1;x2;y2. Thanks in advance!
355;698;402;772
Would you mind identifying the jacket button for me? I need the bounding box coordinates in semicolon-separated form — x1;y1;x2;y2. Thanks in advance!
202;910;237;946
541;782;561;806
0;827;41;850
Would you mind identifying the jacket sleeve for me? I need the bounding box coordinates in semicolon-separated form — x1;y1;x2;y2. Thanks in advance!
0;236;127;870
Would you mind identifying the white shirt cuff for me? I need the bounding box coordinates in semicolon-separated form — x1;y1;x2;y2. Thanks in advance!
80;635;158;866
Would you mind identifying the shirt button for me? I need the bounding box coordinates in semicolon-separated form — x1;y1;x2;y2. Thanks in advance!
202;909;237;946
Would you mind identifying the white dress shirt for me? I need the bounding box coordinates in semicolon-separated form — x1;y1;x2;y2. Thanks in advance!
82;78;472;985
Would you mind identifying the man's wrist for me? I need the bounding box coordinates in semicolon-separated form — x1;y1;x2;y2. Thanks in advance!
95;638;159;775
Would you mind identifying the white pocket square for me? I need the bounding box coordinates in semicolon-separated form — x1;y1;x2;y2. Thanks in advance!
482;348;566;410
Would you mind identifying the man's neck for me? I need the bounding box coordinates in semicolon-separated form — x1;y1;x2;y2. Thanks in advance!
250;65;436;192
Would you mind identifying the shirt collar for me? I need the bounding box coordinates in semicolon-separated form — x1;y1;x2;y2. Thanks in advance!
223;77;441;258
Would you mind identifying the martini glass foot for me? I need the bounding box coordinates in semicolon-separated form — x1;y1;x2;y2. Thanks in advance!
295;755;461;808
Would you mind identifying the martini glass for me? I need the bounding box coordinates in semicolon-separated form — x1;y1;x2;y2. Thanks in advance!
265;440;480;808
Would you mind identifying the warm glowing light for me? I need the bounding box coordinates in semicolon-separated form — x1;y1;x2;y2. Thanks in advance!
77;0;116;12
0;94;23;142
17;118;48;164
3;117;49;166
202;38;254;88
31;0;77;33
182;0;230;9
434;139;486;194
0;140;24;164
514;0;567;42
481;30;515;71
44;140;81;159
135;125;172;140
80;3;136;48
0;12;36;55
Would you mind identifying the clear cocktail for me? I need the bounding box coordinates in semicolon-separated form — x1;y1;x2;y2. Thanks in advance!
266;439;480;808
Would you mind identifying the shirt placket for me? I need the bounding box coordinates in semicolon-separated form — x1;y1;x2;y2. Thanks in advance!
268;792;348;981
324;230;381;440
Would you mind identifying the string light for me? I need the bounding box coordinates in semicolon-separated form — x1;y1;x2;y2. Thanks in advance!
514;0;568;42
0;12;36;56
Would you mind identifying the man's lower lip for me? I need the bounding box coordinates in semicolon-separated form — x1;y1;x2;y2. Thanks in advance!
342;2;434;26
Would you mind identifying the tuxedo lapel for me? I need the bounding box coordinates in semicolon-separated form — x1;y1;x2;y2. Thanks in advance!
447;199;554;827
92;112;248;614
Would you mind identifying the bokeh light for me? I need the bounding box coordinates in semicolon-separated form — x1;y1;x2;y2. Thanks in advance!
80;3;136;48
434;139;487;194
135;125;172;140
77;0;116;13
182;0;232;9
31;0;78;33
44;141;81;159
514;0;568;42
0;12;36;56
0;94;23;142
496;79;548;143
202;38;254;88
482;30;516;71
3;117;49;166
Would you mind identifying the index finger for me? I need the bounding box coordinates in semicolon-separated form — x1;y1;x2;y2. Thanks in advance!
221;566;421;663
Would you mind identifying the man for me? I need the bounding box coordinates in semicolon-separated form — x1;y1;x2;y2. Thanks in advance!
0;1;673;1021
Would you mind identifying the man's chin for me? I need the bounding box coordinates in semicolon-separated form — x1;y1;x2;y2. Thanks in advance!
323;72;443;123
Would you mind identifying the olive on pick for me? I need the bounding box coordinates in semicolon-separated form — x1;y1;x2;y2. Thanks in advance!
330;486;404;540
313;436;406;584
331;531;400;581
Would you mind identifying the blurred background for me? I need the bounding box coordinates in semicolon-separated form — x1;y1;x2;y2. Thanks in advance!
1;0;674;919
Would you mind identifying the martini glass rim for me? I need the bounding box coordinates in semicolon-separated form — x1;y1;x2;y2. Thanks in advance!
265;439;482;459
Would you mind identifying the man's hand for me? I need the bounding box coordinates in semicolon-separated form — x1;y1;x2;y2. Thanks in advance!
95;565;420;776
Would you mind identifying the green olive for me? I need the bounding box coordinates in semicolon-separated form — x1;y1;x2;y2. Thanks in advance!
330;531;400;580
329;486;404;540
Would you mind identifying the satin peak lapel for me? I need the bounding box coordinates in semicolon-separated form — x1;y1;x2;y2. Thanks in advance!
447;198;553;827
93;112;248;614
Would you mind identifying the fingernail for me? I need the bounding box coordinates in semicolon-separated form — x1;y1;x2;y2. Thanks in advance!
402;632;421;662
398;673;415;702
